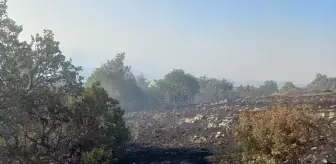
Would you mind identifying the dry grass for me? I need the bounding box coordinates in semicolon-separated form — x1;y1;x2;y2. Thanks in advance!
220;107;329;164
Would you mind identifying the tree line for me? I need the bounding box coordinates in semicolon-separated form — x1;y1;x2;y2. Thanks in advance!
85;53;336;111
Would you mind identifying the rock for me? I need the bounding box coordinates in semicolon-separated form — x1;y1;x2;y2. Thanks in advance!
327;155;336;164
184;118;195;124
320;113;326;118
194;114;205;120
303;154;316;163
190;136;207;144
253;107;261;111
215;132;221;138
207;115;217;121
219;119;232;127
207;122;217;128
322;159;328;163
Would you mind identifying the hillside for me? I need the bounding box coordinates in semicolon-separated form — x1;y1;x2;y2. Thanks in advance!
120;92;336;164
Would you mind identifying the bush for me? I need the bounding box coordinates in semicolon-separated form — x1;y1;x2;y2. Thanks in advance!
233;108;322;164
84;146;108;164
0;1;131;162
82;82;132;163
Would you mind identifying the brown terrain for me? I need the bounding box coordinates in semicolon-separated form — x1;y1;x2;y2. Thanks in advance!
119;91;336;164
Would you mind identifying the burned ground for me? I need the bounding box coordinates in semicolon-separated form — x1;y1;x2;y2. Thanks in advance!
119;92;336;164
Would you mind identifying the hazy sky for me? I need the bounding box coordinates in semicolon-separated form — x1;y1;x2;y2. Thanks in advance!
7;0;336;84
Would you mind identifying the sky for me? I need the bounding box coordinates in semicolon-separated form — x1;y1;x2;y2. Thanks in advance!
7;0;336;85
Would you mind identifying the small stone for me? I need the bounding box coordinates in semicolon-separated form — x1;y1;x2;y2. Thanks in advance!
253;107;261;111
215;132;222;138
311;147;317;151
320;113;325;118
322;159;328;163
303;154;316;163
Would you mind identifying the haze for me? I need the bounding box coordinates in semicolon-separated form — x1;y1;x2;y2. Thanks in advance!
7;0;336;85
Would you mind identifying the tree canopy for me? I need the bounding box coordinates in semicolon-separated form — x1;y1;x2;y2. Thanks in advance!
307;73;336;90
196;76;234;103
151;69;200;108
85;53;149;111
280;81;300;93
0;1;130;163
259;80;279;96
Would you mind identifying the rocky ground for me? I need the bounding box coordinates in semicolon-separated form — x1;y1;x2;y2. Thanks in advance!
119;92;336;164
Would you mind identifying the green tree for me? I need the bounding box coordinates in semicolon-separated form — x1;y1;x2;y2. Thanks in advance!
259;80;279;96
233;85;262;98
307;73;336;90
151;69;200;107
196;76;233;103
85;53;149;111
84;82;131;163
280;81;300;93
136;73;150;91
0;2;130;163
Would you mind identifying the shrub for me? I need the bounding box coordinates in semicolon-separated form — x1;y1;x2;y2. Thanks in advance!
84;146;108;164
0;1;131;162
234;108;322;164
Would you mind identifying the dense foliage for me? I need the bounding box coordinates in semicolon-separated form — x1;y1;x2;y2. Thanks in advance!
88;56;233;110
150;69;200;108
85;53;149;111
232;80;279;99
196;76;234;103
307;73;336;90
280;81;300;93
0;1;130;163
86;52;336;111
258;80;279;96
